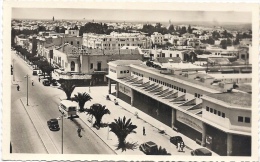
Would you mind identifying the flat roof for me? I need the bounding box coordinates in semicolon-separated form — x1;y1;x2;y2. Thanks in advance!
206;92;251;107
131;64;223;92
108;60;143;66
235;83;252;93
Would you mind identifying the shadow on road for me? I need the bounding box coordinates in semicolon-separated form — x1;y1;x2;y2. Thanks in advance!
71;119;84;132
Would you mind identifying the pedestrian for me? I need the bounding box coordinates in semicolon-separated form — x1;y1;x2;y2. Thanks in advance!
177;142;181;152
180;141;185;152
32;80;34;86
143;127;146;136
77;128;82;138
17;84;20;91
38;77;40;82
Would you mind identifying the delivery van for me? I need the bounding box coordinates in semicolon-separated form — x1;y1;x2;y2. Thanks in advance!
58;100;78;117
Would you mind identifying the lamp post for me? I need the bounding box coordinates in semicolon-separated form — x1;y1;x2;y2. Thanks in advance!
24;74;29;106
107;123;110;140
57;115;64;154
61;115;63;154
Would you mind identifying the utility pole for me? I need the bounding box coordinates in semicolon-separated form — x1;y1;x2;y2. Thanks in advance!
24;74;29;105
62;115;63;154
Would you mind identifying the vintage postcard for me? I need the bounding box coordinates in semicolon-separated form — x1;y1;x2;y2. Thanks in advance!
2;1;259;161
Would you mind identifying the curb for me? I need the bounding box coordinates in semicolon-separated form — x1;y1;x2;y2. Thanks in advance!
58;97;117;154
78;116;117;155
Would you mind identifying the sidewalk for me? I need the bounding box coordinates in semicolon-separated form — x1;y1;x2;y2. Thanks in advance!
59;85;218;155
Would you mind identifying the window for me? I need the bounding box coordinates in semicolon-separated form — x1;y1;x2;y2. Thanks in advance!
124;71;126;73
170;54;172;57
90;63;93;69
177;54;179;57
77;41;79;45
214;109;217;114
206;106;209;111
71;41;73;45
184;89;186;93
120;71;123;74
70;61;75;71
222;113;225;118
176;87;179;90
174;86;176;89
218;111;221;116
245;117;250;123
210;108;213;113
195;93;197;97
238;116;243;122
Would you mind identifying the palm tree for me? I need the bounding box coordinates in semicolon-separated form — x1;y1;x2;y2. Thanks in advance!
59;80;76;100
71;92;92;112
156;146;171;155
85;103;110;128
109;116;137;149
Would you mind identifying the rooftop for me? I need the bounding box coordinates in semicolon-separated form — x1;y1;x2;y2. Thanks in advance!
206;92;251;107
131;64;224;92
108;60;143;66
235;83;252;93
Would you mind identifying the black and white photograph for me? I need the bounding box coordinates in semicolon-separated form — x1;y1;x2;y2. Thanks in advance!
2;1;259;161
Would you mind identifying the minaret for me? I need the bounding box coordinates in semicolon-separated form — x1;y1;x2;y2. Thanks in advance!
53;16;54;21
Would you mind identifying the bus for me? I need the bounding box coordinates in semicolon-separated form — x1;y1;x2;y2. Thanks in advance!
58;100;78;117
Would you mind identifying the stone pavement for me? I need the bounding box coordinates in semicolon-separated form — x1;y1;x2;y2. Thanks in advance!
59;85;218;156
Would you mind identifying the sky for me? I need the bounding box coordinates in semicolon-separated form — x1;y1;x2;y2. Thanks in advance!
12;8;252;24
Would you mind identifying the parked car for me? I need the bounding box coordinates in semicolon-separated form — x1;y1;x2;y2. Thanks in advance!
47;119;60;131
42;79;51;86
170;136;184;146
191;148;212;156
139;141;158;155
32;70;38;76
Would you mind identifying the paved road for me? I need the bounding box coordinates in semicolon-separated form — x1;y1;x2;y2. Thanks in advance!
11;50;115;154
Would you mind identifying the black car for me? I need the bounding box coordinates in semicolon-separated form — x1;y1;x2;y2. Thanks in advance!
47;119;60;131
170;136;184;146
139;141;158;155
191;148;212;156
43;80;51;86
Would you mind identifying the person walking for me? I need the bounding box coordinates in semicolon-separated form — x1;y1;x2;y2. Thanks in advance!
180;141;185;152
38;77;40;82
17;84;20;91
77;127;82;138
32;80;34;86
143;127;146;136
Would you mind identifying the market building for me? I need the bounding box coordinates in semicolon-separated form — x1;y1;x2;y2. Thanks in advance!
106;60;252;156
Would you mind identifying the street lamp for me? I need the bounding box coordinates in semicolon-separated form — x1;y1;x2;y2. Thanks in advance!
24;74;29;106
107;122;110;140
57;115;64;154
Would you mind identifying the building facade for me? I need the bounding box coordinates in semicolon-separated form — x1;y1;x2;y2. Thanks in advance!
83;32;152;50
107;60;252;156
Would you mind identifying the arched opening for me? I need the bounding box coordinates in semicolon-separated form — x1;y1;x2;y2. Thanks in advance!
71;61;75;71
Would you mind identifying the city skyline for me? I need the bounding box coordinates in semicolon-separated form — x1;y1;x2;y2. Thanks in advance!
12;8;251;24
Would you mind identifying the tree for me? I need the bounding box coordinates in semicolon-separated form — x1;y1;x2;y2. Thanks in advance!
71;92;92;112
155;146;171;155
168;25;174;33
180;26;187;35
109;116;137;149
220;40;227;49
187;25;192;33
86;103;110;128
59;80;76;100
